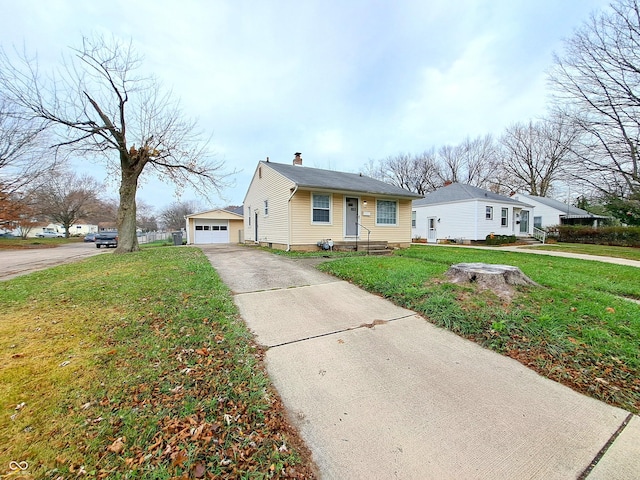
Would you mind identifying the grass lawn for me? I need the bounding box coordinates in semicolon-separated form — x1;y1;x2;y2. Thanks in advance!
521;242;640;261
318;245;640;414
0;237;82;249
0;247;315;479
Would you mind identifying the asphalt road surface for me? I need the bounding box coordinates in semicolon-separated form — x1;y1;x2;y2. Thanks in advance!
0;242;107;281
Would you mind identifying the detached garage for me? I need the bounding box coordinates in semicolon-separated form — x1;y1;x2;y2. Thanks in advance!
185;209;244;245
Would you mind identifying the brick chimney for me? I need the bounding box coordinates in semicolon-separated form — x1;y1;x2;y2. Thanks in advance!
293;152;303;166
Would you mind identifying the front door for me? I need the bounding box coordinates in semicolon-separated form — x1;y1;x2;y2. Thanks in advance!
520;210;529;234
427;217;437;243
345;197;359;237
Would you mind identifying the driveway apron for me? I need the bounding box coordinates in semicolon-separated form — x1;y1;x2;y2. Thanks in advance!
200;245;639;479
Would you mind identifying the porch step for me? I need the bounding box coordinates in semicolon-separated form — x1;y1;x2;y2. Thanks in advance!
517;236;543;245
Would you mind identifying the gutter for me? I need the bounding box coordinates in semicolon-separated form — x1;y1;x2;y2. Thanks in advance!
286;185;299;251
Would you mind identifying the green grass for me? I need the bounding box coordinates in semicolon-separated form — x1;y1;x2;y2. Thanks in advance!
0;236;81;248
523;242;640;261
318;245;640;413
0;247;314;479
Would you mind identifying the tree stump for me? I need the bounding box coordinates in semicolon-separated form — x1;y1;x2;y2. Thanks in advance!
445;263;538;299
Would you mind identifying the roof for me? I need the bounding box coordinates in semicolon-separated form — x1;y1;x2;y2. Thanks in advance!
413;183;532;207
516;193;607;218
262;161;422;199
186;208;243;219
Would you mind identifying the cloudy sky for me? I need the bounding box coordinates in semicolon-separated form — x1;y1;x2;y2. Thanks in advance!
0;0;610;211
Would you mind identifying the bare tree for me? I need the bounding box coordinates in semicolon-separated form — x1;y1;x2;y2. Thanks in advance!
435;135;498;189
159;200;202;231
549;0;640;198
0;96;54;205
32;170;102;237
368;151;439;195
0;36;230;252
498;116;577;196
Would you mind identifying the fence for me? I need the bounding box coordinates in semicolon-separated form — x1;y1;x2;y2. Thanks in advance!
137;231;172;244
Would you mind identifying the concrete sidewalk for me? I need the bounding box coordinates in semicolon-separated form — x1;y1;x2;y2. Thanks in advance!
201;245;640;479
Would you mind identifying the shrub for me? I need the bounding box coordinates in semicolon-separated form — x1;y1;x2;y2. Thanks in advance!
485;234;516;245
557;225;640;246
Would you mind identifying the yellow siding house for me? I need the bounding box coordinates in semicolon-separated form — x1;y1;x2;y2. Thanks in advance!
243;154;422;251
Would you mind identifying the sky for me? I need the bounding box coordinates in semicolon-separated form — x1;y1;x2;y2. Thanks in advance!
0;0;611;212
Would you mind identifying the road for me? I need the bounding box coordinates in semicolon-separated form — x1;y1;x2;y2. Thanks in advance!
0;242;107;281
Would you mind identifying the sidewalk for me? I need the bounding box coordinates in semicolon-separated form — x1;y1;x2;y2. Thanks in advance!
416;242;640;268
201;245;640;479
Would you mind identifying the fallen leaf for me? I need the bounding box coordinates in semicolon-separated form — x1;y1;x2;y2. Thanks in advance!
193;463;206;478
107;437;126;454
605;307;615;313
171;449;188;467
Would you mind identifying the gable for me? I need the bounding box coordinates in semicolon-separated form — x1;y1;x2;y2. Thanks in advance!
187;209;243;220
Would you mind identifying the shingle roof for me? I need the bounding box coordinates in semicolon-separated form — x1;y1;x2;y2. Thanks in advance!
413;183;532;207
263;161;422;199
516;193;603;217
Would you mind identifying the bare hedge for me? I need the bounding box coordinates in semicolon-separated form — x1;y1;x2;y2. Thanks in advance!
554;226;640;247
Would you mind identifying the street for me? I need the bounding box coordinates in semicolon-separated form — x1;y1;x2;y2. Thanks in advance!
0;242;107;281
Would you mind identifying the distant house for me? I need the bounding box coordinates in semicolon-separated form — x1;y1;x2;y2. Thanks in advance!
512;193;608;228
185;209;244;245
243;154;422;251
412;183;534;243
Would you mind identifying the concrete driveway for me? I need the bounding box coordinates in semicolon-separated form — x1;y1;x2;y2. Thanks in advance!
0;242;107;281
200;244;639;479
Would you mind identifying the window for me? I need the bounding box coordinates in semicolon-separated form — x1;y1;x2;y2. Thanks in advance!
248;207;251;226
195;226;203;231
264;200;269;216
376;200;397;225
486;206;493;220
501;208;508;227
412;211;416;228
534;216;542;229
312;193;331;223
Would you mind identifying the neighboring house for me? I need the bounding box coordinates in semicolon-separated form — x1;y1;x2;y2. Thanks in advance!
185;208;244;245
243;155;422;251
512;193;608;228
22;223;98;237
412;183;535;243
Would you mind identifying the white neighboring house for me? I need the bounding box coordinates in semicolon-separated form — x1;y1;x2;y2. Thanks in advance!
512;193;608;228
412;183;535;243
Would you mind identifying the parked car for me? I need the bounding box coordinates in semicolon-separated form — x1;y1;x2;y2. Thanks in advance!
0;232;16;238
95;232;118;248
36;231;65;238
84;233;98;242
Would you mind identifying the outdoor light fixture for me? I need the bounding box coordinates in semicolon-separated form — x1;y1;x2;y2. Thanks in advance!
363;200;368;207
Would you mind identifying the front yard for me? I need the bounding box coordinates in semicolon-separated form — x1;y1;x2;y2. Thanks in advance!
318;245;640;414
0;247;315;479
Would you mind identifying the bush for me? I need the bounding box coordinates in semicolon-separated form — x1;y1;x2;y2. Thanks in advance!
557;225;640;246
485;234;516;245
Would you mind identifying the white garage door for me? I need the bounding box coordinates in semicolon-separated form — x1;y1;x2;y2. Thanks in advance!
194;220;229;244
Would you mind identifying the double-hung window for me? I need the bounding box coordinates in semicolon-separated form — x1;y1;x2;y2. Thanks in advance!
376;200;397;225
411;211;416;228
501;208;508;227
264;200;269;216
312;193;331;223
486;206;493;220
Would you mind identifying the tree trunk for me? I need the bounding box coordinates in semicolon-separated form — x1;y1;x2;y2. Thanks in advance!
115;167;140;253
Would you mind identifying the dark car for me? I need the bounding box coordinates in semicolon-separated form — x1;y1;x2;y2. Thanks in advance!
84;233;98;242
95;232;118;248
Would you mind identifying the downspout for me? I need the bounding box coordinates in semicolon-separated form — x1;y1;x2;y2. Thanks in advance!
286;185;298;251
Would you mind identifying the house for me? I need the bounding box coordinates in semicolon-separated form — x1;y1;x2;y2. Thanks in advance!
243;154;422;251
185;208;244;245
412;183;535;243
512;193;608;228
